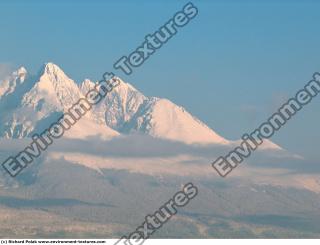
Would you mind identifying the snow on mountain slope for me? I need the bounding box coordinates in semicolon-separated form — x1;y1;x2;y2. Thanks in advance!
0;63;118;139
123;97;230;144
79;77;229;145
254;139;282;150
80;77;147;130
79;79;95;95
63;116;119;140
148;98;229;144
104;78;147;131
0;62;283;148
20;63;82;116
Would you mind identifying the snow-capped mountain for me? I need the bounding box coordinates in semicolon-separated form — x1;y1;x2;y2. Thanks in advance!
0;63;118;139
0;62;279;148
79;75;230;145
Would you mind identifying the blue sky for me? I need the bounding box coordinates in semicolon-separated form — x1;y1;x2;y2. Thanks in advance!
1;0;320;160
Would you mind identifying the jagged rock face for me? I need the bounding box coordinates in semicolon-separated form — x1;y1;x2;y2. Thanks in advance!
0;62;232;144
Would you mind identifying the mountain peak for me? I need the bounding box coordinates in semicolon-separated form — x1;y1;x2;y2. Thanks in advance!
35;62;77;92
44;62;60;69
80;79;95;94
113;76;138;92
40;62;66;78
0;62;283;150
